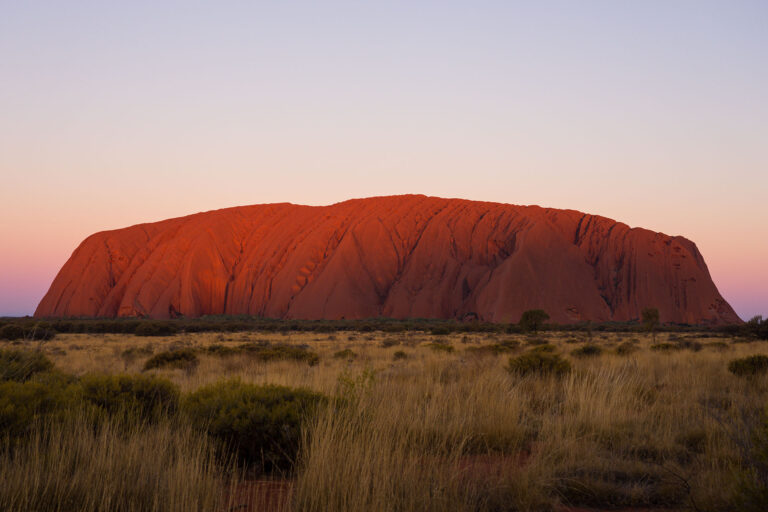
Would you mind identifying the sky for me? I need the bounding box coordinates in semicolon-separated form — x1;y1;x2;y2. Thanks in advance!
1;1;766;320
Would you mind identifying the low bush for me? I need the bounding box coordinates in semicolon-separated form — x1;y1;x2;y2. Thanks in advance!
183;380;326;472
380;339;400;348
571;345;603;358
333;349;356;360
26;325;56;341
241;343;320;366
671;339;703;352
728;355;768;377
79;374;180;422
530;344;557;353
426;342;454;353
143;349;199;371
0;376;79;438
203;343;239;356
0;324;25;340
507;351;571;377
650;343;681;352
465;342;520;357
393;350;408;360
0;349;54;382
0;323;55;341
616;342;639;355
134;321;178;337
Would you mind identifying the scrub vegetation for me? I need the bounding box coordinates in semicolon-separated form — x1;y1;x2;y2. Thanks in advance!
1;319;768;511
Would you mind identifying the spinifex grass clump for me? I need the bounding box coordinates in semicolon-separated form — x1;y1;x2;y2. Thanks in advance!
427;342;455;353
507;351;570;376
143;349;199;371
529;343;557;353
571;344;603;358
241;342;320;366
202;343;240;356
333;349;357;360
650;343;682;352
183;380;326;473
0;349;54;382
465;340;520;357
616;341;639;355
728;355;768;377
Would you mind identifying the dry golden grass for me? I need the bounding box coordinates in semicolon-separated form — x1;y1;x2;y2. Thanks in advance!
4;329;768;511
0;415;239;512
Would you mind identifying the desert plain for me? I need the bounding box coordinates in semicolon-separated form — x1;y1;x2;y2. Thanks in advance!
2;322;768;511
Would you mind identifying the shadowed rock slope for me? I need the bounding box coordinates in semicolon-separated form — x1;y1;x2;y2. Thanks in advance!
35;195;740;324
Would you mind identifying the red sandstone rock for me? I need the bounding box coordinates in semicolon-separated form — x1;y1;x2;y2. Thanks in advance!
34;195;741;325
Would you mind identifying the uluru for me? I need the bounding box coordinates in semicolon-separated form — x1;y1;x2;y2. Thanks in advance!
35;195;740;325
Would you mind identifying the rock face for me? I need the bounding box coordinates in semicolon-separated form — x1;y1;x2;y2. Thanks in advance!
35;195;740;324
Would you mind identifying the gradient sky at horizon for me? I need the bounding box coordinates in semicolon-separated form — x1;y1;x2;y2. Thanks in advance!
1;1;766;319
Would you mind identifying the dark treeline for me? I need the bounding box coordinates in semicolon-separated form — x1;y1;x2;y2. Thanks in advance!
1;314;764;340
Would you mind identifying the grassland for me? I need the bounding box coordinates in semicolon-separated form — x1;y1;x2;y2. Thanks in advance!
2;328;768;511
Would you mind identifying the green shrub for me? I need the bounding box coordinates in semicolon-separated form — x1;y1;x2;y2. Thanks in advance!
678;340;703;351
333;349;356;360
26;325;56;341
728;355;768;377
0;377;79;437
241;343;319;366
495;340;520;351
0;324;25;340
465;341;519;357
134;321;178;337
650;343;681;352
183;380;326;472
393;350;408;360
143;349;199;371
0;324;56;341
426;342;454;353
0;349;54;382
507;351;571;377
203;343;239;356
571;344;603;358
616;342;639;355
79;374;180;421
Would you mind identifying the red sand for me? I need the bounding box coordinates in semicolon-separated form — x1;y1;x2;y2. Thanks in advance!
35;195;739;324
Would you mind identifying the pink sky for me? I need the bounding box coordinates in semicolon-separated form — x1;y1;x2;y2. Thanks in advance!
1;2;766;320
